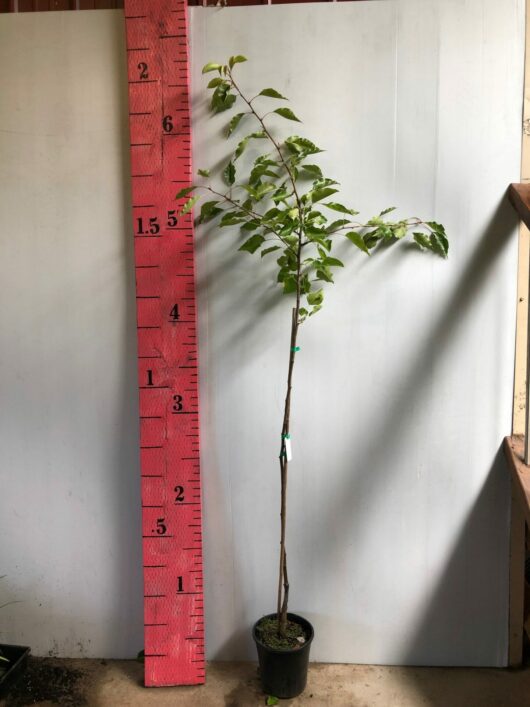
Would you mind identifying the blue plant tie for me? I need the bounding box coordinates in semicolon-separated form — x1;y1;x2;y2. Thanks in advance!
279;433;291;458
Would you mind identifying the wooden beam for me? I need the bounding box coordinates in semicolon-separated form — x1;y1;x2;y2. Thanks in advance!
512;0;530;436
504;436;530;526
509;183;530;233
504;435;527;666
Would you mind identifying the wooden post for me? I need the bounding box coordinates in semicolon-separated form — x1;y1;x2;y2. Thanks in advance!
513;0;530;440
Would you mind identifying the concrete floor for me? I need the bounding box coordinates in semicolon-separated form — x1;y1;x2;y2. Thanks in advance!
2;659;530;707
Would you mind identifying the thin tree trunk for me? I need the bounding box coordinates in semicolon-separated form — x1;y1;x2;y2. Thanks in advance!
277;304;300;635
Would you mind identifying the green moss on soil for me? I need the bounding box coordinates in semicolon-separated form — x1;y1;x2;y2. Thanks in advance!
255;617;307;651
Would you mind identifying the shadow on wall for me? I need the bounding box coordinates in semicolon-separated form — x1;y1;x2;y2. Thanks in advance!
397;450;514;707
306;194;515;592
402;445;510;669
107;18;144;660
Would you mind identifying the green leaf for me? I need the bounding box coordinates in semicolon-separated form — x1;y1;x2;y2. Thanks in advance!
228;55;247;68
249;163;279;184
326;219;350;233
282;275;297;294
274;107;301;122
313;177;339;189
220;211;246;226
272;187;290;204
393;223;407;239
301;164;323;179
241;219;261;231
324;256;344;267
316;267;334;283
364;230;380;249
284;135;322;155
223;161;236;186
239;233;265;254
254;182;277;200
309;304;322;317
198;200;222;224
307;289;323;306
426;222;449;257
261;246;281;257
345;231;370;254
234;131;267;160
175;186;195;200
380;206;396;216
413;232;431;250
323;202;359;216
426;221;445;234
430;231;449;258
197;168;210;178
267;696;279;706
217;93;236;114
259;88;288;100
227;112;247;137
202;62;222;74
308;187;339;204
207;77;224;88
211;83;236;114
180;195;198;216
307;211;328;226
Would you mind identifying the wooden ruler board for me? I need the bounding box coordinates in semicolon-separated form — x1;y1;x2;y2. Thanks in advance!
124;0;205;687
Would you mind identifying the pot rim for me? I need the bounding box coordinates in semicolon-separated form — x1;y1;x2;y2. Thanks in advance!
252;612;314;654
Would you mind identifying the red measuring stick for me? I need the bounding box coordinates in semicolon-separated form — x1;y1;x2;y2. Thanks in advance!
124;0;205;687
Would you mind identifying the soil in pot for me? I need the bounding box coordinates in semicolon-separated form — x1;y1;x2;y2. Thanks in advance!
253;613;314;699
255;616;309;651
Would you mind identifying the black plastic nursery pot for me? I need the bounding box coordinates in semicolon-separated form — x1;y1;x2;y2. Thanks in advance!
252;613;314;699
0;644;31;699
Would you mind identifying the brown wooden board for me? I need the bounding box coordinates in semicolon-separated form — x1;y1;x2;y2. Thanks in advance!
509;183;530;234
504;435;530;525
505;435;529;665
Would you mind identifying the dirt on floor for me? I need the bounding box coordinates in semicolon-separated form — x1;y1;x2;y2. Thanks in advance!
2;658;530;707
1;657;91;707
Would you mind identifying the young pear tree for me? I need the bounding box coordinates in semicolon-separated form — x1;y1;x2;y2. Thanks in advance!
177;56;448;638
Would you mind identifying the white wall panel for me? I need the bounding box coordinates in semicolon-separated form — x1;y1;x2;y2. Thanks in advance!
191;0;523;665
0;0;523;664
